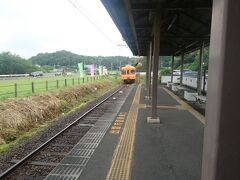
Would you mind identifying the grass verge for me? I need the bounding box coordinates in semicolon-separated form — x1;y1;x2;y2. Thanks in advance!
0;77;121;153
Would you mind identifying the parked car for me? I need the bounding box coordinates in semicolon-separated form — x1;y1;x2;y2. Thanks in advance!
173;69;193;75
30;71;43;77
173;70;181;75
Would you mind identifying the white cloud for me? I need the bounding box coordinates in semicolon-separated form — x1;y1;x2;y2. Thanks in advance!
0;0;132;58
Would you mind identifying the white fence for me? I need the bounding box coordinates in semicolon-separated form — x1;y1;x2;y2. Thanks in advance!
161;75;180;83
0;74;29;78
161;75;208;91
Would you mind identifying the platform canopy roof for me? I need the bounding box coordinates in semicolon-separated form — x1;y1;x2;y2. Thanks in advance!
101;0;212;56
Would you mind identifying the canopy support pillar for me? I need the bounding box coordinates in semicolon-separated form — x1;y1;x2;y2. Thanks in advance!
171;55;174;82
180;52;184;85
147;13;160;123
201;0;240;179
197;42;204;95
145;42;152;99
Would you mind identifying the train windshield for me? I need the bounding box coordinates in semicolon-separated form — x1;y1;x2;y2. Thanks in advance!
130;70;135;74
121;70;126;74
122;69;135;74
121;66;135;74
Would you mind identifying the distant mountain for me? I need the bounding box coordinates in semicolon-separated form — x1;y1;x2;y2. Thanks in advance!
0;48;209;75
30;50;132;70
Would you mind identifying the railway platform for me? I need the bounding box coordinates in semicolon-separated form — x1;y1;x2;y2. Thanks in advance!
46;84;205;180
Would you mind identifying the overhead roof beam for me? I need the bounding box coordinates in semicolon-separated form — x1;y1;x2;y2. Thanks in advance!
131;3;211;11
174;41;203;55
101;0;212;56
135;24;152;30
181;12;210;27
125;36;209;42
164;40;181;49
174;24;195;35
131;3;157;11
184;41;199;49
180;39;200;49
125;37;152;43
176;42;209;55
162;35;210;39
134;12;149;24
167;15;178;31
123;0;140;55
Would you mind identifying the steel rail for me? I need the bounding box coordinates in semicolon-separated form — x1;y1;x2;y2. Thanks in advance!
0;85;124;178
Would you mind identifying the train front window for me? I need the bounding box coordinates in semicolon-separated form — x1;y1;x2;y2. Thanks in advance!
121;70;126;75
130;70;135;74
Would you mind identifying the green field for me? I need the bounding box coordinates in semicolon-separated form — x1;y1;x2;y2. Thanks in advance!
0;75;103;101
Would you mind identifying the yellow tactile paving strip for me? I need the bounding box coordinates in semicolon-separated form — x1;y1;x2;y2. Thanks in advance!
163;87;205;124
109;112;127;135
106;85;141;180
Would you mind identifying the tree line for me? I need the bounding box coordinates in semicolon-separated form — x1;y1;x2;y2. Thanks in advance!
0;49;209;75
160;47;209;75
30;50;134;71
0;52;40;74
0;51;135;75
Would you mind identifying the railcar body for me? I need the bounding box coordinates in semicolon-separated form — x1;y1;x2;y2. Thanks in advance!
121;65;136;84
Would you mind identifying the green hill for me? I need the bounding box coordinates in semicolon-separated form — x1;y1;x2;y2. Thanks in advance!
30;50;132;70
0;52;39;74
0;48;209;75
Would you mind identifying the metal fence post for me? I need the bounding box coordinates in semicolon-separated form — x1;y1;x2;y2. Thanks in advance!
56;80;59;89
83;77;85;83
14;83;17;97
78;78;80;85
46;80;48;91
32;82;35;93
65;79;67;87
72;78;74;86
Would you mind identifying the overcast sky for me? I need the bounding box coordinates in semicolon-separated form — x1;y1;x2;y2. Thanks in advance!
0;0;133;58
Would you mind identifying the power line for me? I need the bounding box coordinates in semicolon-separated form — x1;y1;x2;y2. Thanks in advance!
67;0;120;51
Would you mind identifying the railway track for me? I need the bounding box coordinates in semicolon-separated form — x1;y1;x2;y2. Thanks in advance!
0;84;129;179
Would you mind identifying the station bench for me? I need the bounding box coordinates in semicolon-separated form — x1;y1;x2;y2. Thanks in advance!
176;86;187;91
175;85;187;96
194;95;207;104
167;81;174;87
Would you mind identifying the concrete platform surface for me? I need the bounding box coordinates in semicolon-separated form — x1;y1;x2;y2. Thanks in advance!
131;86;204;180
45;84;205;180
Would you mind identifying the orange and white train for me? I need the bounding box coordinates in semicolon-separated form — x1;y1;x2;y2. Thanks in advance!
121;65;136;84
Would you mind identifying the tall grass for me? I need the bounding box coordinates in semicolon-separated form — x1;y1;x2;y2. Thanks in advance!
0;78;121;152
